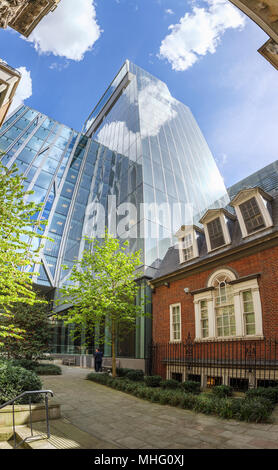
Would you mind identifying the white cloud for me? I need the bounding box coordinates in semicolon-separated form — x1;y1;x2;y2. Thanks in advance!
27;0;102;61
138;75;177;137
9;66;32;114
165;8;174;15
159;0;245;71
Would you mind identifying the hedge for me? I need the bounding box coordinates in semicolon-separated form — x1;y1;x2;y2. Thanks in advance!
211;385;233;399
181;380;201;395
86;373;275;423
144;375;162;387
33;364;62;375
0;364;43;405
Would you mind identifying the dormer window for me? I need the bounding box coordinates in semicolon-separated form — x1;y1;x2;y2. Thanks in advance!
207;217;225;250
175;225;202;264
181;233;194;261
230;187;273;238
239;197;265;234
200;209;235;253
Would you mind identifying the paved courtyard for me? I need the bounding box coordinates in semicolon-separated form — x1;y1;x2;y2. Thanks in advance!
41;365;278;449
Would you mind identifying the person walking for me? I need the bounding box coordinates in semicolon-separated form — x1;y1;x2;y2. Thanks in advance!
94;348;103;372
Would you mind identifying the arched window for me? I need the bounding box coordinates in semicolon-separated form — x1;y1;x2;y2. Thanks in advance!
193;268;263;341
213;273;236;337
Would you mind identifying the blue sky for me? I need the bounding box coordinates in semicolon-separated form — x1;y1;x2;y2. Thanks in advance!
0;0;277;187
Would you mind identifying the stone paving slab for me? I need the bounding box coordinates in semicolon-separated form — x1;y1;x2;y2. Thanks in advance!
40;365;278;449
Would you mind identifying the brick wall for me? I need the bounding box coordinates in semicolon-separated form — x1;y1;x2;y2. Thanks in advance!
152;245;278;343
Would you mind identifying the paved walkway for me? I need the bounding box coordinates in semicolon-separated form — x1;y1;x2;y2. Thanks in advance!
41;365;278;449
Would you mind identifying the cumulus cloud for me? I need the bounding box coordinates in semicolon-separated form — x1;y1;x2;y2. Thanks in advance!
138;76;177;137
9;66;32;114
159;0;245;71
27;0;102;61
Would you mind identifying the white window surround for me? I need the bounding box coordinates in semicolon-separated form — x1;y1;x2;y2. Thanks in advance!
200;210;234;253
175;225;200;264
193;270;263;342
170;303;182;343
230;188;273;239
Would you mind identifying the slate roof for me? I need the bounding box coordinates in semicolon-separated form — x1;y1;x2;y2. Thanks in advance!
152;188;278;282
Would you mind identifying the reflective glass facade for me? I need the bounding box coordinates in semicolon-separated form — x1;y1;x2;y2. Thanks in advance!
86;61;229;271
0;61;229;359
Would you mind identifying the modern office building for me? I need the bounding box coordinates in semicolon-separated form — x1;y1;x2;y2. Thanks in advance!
229;0;278;69
0;60;229;370
0;59;21;127
0;0;60;37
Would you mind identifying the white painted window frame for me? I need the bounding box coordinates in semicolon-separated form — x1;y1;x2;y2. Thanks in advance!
233;190;273;239
203;212;231;253
170;303;182;343
193;270;263;341
177;228;199;264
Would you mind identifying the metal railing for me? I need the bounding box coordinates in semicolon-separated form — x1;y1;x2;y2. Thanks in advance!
149;335;278;390
0;390;54;449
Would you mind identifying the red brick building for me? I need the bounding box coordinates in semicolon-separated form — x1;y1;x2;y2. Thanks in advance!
150;186;278;390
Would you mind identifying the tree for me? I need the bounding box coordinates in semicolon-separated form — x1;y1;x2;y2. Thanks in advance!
0;295;52;360
0;160;47;345
56;231;148;377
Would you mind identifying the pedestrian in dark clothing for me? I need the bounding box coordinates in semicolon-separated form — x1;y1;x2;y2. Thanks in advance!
94;348;103;372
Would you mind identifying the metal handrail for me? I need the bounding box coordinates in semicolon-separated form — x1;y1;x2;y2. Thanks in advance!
0;390;54;449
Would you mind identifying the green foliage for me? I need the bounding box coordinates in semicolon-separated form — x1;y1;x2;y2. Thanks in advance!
181;380;201;394
193;395;217;414
160;379;181;390
86;374;275;423
239;397;274;422
0;297;52;360
126;369;144;381
179;393;198;410
0;161;48;345
56;230;147;376
245;387;278;404
0;364;43;405
116;367;136;377
9;359;38;370
212;385;233;399
33;364;62;375
144;375;162;387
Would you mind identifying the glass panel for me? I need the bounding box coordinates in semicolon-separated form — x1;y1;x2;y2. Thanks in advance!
239;197;265;234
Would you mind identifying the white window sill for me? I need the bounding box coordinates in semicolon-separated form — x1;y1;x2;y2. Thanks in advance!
241;225;273;239
194;335;264;343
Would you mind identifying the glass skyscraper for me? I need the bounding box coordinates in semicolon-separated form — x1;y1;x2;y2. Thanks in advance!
0;60;229;368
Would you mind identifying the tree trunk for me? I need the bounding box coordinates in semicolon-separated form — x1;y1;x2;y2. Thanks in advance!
112;318;116;377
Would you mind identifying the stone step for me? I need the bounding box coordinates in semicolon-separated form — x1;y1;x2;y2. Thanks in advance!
14;419;118;449
0;441;14;449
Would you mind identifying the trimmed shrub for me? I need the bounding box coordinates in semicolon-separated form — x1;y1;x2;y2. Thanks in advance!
180;393;198;410
181;380;201;394
144;375;162;387
10;359;38;371
87;372;110;385
158;390;172;405
116;367;134;377
239;397;274;423
126;370;144;382
212;385;233;399
193;395;217;414
0;364;43;405
245;387;278;404
160;379;181;390
33;364;62;375
149;389;161;403
168;392;184;407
